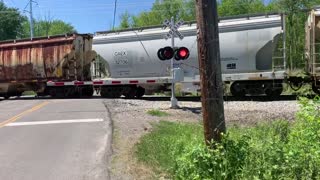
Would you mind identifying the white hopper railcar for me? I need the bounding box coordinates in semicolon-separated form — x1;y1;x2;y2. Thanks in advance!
92;13;286;97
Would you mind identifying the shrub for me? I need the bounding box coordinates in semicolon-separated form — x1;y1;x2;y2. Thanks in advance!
136;97;320;179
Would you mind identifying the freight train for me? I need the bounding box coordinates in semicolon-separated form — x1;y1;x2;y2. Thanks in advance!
0;9;320;99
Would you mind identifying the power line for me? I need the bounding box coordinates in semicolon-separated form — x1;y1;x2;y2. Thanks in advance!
22;0;36;38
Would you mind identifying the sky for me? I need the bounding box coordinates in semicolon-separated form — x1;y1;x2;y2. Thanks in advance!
3;0;154;34
3;0;271;34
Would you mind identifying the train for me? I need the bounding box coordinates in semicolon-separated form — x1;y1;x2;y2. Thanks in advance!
92;12;286;97
0;8;319;99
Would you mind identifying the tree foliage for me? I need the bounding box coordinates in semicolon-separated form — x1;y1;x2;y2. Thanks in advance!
21;19;76;38
272;0;320;69
0;2;76;40
119;11;131;29
118;0;273;29
0;2;26;40
119;0;195;28
218;0;266;16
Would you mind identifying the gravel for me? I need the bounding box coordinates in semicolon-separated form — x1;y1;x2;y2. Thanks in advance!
107;99;300;124
104;99;300;180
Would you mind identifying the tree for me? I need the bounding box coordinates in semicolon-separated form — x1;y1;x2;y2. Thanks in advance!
47;20;75;35
218;0;266;16
117;0;271;29
118;0;196;28
39;13;53;36
21;18;76;38
119;11;131;29
0;2;26;40
269;0;320;69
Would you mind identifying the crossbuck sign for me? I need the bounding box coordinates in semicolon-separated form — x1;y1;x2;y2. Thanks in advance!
163;19;184;40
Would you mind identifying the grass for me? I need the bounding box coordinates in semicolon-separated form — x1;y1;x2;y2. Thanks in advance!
147;109;170;117
135;97;320;179
135;121;203;173
282;83;314;95
22;91;37;96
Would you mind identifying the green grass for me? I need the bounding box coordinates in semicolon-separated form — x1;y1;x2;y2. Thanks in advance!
22;91;37;96
135;121;203;173
147;109;170;117
135;97;320;179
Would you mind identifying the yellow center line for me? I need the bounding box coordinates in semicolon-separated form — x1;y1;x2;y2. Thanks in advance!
0;101;50;128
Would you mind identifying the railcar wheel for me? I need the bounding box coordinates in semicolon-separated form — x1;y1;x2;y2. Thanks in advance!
135;87;145;98
101;87;122;98
49;87;65;98
112;87;123;98
265;83;283;97
230;82;246;97
48;88;57;98
123;87;137;99
101;87;112;98
3;95;10;99
81;87;94;97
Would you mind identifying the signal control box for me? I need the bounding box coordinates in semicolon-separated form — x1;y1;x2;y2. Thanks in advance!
173;68;184;82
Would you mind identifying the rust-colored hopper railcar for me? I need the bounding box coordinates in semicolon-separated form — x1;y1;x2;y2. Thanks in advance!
0;34;96;98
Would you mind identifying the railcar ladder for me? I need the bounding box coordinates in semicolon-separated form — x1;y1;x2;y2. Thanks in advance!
93;55;101;78
311;43;320;76
66;59;77;80
272;46;285;71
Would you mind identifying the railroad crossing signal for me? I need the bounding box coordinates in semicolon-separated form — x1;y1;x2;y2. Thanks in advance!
161;17;185;109
163;19;184;40
157;47;190;61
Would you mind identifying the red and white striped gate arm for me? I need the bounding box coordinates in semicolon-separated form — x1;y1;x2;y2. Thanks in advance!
46;77;172;87
47;81;93;86
95;77;172;85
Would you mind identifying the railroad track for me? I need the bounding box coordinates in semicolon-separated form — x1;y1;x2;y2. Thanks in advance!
0;94;315;101
141;95;315;102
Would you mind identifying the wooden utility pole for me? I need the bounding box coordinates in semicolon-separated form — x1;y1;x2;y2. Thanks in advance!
195;0;226;143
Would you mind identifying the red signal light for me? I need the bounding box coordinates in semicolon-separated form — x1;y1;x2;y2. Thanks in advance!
179;48;188;57
175;47;190;60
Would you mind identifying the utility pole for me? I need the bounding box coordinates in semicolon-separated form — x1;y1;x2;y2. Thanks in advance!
29;0;34;38
112;0;117;30
195;0;226;143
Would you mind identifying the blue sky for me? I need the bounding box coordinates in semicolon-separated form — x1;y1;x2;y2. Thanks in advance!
3;0;154;33
3;0;271;34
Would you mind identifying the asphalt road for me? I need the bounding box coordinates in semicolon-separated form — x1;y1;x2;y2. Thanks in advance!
0;99;112;180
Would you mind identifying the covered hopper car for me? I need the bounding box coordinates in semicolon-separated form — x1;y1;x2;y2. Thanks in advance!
92;12;287;97
91;8;320;97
